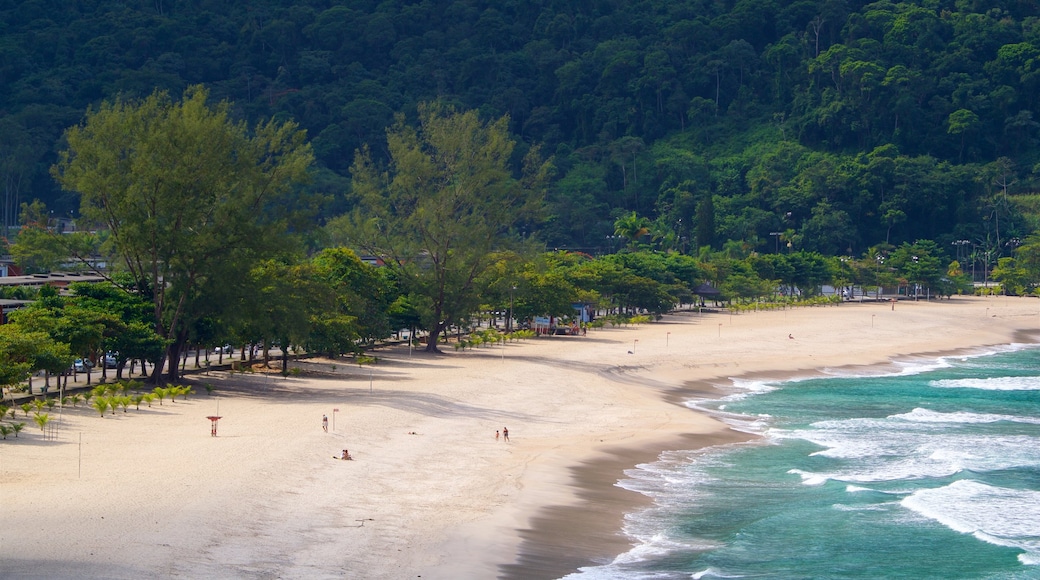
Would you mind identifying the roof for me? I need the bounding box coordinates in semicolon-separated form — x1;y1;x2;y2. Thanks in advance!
692;283;722;296
0;272;107;287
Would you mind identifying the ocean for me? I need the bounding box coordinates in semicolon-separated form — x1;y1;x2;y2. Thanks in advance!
565;345;1040;579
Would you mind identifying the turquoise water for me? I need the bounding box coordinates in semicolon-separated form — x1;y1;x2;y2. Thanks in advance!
566;346;1040;579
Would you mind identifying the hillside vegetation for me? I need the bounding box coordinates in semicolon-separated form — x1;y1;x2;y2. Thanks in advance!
2;0;1040;260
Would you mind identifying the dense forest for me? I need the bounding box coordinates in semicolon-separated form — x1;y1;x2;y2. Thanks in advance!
3;0;1040;260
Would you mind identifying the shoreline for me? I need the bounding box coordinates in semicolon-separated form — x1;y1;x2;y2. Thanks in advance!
484;299;1040;579
1;297;1038;579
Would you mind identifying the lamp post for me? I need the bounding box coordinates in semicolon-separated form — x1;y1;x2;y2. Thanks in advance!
875;254;885;299
838;256;850;300
952;239;970;264
507;285;516;333
911;255;919;300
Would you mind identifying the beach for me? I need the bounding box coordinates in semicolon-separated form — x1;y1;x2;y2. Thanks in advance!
1;296;1038;579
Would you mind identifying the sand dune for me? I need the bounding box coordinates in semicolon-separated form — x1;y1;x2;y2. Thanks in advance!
1;296;1037;579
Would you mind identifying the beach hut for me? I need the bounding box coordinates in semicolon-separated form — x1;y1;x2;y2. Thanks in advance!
692;283;722;307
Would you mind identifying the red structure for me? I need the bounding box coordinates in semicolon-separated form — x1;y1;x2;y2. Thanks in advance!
206;416;222;436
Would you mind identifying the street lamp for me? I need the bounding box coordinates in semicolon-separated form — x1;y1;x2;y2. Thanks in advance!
875;254;885;299
911;255;919;300
838;256;851;300
507;285;516;333
952;239;970;264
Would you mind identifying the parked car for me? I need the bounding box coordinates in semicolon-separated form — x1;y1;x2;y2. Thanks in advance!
214;345;233;354
73;358;94;372
104;352;118;369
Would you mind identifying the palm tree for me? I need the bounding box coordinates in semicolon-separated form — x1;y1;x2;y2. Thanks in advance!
92;397;110;417
613;211;651;248
33;412;50;432
0;424;10;439
20;403;32;417
11;422;25;438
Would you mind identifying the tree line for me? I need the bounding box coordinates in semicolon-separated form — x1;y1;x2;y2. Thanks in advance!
5;86;1040;391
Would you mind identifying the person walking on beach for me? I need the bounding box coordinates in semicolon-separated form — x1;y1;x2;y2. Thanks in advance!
495;429;500;441
503;427;509;442
322;414;328;432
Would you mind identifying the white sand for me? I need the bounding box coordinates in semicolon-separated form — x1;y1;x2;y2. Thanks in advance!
1;296;1037;579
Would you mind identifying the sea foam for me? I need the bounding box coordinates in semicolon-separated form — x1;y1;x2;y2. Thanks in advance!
891;407;1040;424
930;376;1040;391
902;480;1040;563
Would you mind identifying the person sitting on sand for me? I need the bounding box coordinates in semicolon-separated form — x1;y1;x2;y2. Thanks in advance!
341;449;352;460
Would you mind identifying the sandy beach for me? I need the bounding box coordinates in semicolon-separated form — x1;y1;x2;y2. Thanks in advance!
1;296;1038;579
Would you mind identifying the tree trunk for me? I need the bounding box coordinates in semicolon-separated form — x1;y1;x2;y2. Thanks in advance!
166;341;182;383
424;320;446;352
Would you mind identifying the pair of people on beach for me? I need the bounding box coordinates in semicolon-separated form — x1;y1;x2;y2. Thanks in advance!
496;427;509;442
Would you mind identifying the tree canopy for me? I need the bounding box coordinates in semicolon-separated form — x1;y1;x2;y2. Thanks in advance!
52;86;314;381
3;1;1040;265
338;104;552;351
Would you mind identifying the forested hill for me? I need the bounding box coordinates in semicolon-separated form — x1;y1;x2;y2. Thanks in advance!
3;0;1040;259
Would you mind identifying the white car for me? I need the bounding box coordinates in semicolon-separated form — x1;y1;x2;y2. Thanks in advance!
73;358;94;372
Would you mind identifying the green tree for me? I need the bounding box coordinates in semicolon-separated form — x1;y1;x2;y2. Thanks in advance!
991;257;1028;295
245;259;335;370
0;325;69;389
52;86;314;382
695;194;716;250
8;200;69;274
311;247;392;345
613;211;651;248
889;241;944;297
342;104;551;352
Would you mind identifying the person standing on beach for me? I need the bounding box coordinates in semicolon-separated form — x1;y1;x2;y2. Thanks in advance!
495;430;500;441
503;427;509;442
322;414;328;432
